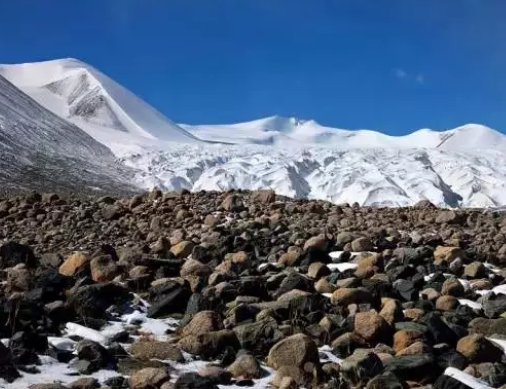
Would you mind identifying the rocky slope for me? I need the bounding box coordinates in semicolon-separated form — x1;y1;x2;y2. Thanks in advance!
2;190;506;388
0;73;136;194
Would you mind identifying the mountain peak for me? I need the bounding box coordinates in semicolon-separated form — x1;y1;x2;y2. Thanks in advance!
0;58;203;149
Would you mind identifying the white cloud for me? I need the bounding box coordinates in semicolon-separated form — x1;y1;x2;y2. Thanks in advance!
393;68;425;85
394;68;408;78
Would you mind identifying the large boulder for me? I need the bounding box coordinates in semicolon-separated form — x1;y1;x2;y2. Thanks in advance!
177;330;240;360
67;283;131;320
354;311;393;344
330;287;374;306
456;334;503;363
227;353;263;379
59;252;89;277
180;311;223;337
266;333;319;370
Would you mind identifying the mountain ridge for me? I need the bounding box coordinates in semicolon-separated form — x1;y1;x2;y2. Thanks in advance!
0;71;135;192
1;58;506;208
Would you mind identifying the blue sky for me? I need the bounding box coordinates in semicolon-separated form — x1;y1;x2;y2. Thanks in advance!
0;0;505;134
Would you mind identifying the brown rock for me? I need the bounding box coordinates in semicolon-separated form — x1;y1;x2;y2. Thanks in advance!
277;289;311;302
436;210;464;224
351;237;374;252
379;298;404;326
227;353;263;379
436;295;460;311
441;278;465;297
396;341;430;356
6;265;31;292
314;278;336;294
204;214;218;227
170;241;194;258
59;252;89;276
252;189;276;204
278;247;302;266
354;311;392;343
177;330;239;360
129;265;149;279
307;262;331;279
470;279;492;291
403;308;424;321
322;362;340;377
90;255;119;283
198;365;232;382
414;200;436;209
330;332;367;356
393;329;424;353
180;259;212;278
456;334;503;363
230;251;249;265
304;236;327;251
68;377;100;389
433;246;467;266
151;237;170;255
267;333;319;370
270;366;312;388
421;288;441;301
180;311;224;337
130;367;170;389
330;287;374;306
464;262;487;279
129;341;184;362
278;377;297;389
222;194;243;212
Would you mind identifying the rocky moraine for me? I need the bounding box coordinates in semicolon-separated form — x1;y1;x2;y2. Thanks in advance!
1;189;506;389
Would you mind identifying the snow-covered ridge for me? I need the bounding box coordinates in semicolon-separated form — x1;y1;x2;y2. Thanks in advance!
0;72;134;191
183;115;506;150
0;58;202;152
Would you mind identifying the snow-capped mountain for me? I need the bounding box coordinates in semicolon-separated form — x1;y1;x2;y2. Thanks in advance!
0;73;134;192
0;58;202;157
2;57;506;207
183;115;506;150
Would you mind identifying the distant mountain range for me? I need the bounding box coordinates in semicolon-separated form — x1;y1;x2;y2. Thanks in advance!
0;58;505;206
